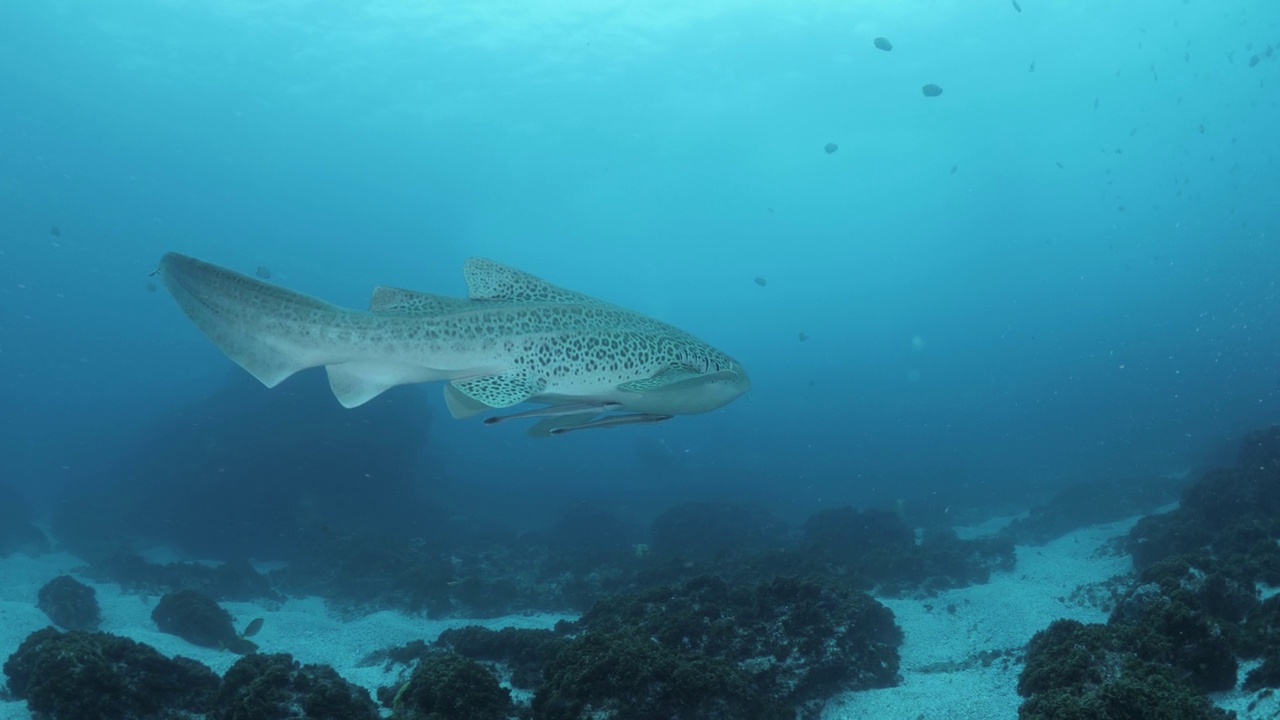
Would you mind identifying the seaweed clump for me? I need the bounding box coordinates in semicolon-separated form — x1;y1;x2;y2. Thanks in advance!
37;575;101;630
216;652;380;720
2;627;220;720
535;574;901;718
1017;619;1234;720
433;625;569;689
385;651;512;720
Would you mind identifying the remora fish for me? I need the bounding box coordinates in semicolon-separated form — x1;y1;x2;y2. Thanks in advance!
157;253;750;436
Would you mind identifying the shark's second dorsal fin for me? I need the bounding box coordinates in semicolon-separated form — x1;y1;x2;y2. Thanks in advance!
369;286;475;316
463;258;607;305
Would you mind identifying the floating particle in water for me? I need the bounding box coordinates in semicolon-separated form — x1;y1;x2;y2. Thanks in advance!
922;84;944;97
754;276;767;287
950;165;958;174
256;266;272;279
798;332;810;342
50;225;61;237
145;282;157;293
1266;46;1274;58
1199;124;1206;134
1093;97;1099;110
1029;60;1036;72
824;142;839;154
1249;54;1260;67
1185;51;1190;62
873;37;893;52
1012;0;1022;12
1055;161;1064;169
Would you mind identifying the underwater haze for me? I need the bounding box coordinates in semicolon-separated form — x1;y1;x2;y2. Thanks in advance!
2;0;1279;528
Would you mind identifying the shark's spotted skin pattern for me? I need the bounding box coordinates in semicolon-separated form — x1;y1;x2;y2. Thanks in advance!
158;252;750;435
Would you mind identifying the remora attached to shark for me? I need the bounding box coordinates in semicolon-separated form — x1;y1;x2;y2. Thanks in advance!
157;253;750;436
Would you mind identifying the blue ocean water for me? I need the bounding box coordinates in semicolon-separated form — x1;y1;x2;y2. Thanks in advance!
1;0;1277;530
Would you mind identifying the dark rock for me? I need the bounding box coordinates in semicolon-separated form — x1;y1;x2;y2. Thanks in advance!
151;589;242;650
37;575;101;630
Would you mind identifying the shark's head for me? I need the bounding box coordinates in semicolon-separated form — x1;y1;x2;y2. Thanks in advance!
623;359;751;416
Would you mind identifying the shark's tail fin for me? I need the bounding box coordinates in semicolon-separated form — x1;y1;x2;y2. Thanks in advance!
158;252;345;389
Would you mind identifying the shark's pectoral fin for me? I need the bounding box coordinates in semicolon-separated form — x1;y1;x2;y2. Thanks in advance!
450;370;546;409
540;413;674;436
443;384;492;419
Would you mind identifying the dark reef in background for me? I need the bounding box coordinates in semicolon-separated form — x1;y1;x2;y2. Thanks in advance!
50;371;438;561
1001;473;1186;546
1128;426;1280;574
0;483;48;557
82;551;283;603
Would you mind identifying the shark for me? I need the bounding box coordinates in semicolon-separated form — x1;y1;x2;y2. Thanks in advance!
156;252;750;436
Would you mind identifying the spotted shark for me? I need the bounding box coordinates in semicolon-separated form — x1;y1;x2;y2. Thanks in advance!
156;252;750;436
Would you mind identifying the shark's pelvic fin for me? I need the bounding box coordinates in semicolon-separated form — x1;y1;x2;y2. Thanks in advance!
450;370;547;409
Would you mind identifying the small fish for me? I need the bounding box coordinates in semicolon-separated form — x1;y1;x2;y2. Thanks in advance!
950;165;958;174
824;142;839;154
798;332;810;342
1011;0;1022;11
1055;161;1064;169
241;617;264;638
50;225;61;237
1249;55;1260;68
1029;60;1036;72
873;37;893;52
754;277;767;287
921;84;944;97
255;266;272;279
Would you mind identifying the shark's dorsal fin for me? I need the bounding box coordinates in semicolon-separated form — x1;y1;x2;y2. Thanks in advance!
464;258;606;305
370;286;476;316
